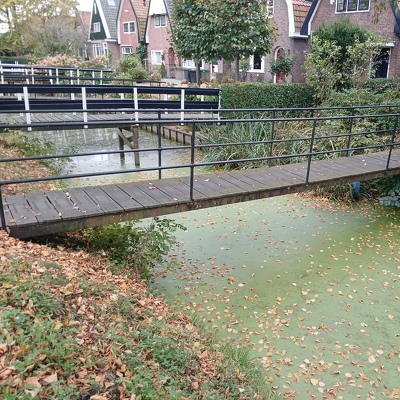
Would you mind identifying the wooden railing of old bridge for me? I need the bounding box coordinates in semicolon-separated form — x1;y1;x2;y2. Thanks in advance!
0;104;399;238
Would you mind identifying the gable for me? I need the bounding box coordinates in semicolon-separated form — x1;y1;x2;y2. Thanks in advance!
292;0;312;32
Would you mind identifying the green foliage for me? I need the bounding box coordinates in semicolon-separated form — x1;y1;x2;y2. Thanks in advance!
379;176;400;208
71;218;186;279
115;54;149;81
135;43;147;65
304;17;385;101
269;52;298;81
220;82;316;109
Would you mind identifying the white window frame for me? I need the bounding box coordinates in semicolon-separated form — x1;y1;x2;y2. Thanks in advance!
103;42;108;57
93;22;100;32
336;0;369;13
151;50;164;65
182;59;205;69
92;43;102;57
249;54;265;72
155;14;167;27
266;0;274;16
122;46;133;57
123;21;135;33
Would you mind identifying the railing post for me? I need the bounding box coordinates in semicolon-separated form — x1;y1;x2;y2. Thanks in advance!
23;86;32;132
306;119;317;184
81;86;88;126
181;89;185;122
346;107;355;157
268;109;276;167
56;67;60;85
158;110;162;180
49;69;53;85
0;65;3;84
0;187;6;232
30;66;34;84
189;121;196;203
386;114;399;171
77;68;80;85
134;87;139;122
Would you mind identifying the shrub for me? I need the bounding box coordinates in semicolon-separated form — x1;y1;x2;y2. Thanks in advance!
62;218;186;279
115;54;149;81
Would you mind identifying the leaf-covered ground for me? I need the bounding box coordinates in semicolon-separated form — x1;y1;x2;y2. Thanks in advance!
0;230;273;399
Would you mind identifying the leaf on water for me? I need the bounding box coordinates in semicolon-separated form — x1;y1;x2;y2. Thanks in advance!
368;355;376;363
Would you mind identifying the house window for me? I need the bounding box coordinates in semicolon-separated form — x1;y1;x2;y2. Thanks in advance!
123;22;135;33
182;59;205;69
93;43;102;57
93;22;100;32
151;50;163;65
250;54;264;71
103;42;108;57
266;0;274;16
373;48;390;78
155;14;166;27
122;46;133;57
336;0;369;12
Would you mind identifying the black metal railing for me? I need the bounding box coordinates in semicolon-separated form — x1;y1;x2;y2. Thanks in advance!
0;105;399;230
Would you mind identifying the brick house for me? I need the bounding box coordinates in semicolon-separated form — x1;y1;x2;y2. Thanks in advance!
300;0;400;79
117;0;149;61
88;0;121;65
144;0;175;75
261;0;311;83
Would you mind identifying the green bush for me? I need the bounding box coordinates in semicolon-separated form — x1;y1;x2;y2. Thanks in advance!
63;218;186;279
115;54;149;81
220;82;316;109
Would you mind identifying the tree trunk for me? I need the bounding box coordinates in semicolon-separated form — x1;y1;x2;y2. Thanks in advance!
234;55;240;82
195;61;201;85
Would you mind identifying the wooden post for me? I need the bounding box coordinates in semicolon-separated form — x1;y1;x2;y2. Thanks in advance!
118;130;125;165
131;125;140;167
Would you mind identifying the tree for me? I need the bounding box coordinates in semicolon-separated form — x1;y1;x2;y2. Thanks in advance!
171;0;275;82
0;0;81;57
304;17;385;101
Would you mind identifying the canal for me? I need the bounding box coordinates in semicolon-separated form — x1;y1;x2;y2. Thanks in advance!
33;126;400;398
151;196;400;399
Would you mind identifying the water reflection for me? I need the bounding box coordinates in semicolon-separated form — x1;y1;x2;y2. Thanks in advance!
31;127;199;186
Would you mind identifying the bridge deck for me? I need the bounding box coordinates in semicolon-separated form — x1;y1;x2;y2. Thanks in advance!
0;111;217;131
2;149;399;238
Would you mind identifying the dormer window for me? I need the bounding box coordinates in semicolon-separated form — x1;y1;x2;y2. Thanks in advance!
155;14;166;27
123;21;135;33
336;0;369;12
93;22;100;32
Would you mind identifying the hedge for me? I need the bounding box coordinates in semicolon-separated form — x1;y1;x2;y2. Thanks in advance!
220;82;317;109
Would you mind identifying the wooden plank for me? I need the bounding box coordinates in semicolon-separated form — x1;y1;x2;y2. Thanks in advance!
150;178;191;202
134;181;181;205
24;192;61;223
45;190;83;220
117;182;163;207
100;184;143;210
65;188;105;216
81;186;124;213
3;194;38;228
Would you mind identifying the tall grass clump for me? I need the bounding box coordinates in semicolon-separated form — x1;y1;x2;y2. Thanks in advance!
200;118;316;169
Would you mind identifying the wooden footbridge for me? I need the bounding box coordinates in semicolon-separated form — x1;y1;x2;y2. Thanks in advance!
1;91;399;239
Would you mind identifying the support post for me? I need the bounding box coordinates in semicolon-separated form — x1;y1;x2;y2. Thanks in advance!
118;132;125;165
131;125;140;167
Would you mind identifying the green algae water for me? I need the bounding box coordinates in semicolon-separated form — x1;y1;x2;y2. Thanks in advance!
151;195;400;399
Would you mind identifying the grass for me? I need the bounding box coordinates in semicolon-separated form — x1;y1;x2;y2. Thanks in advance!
0;231;276;399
